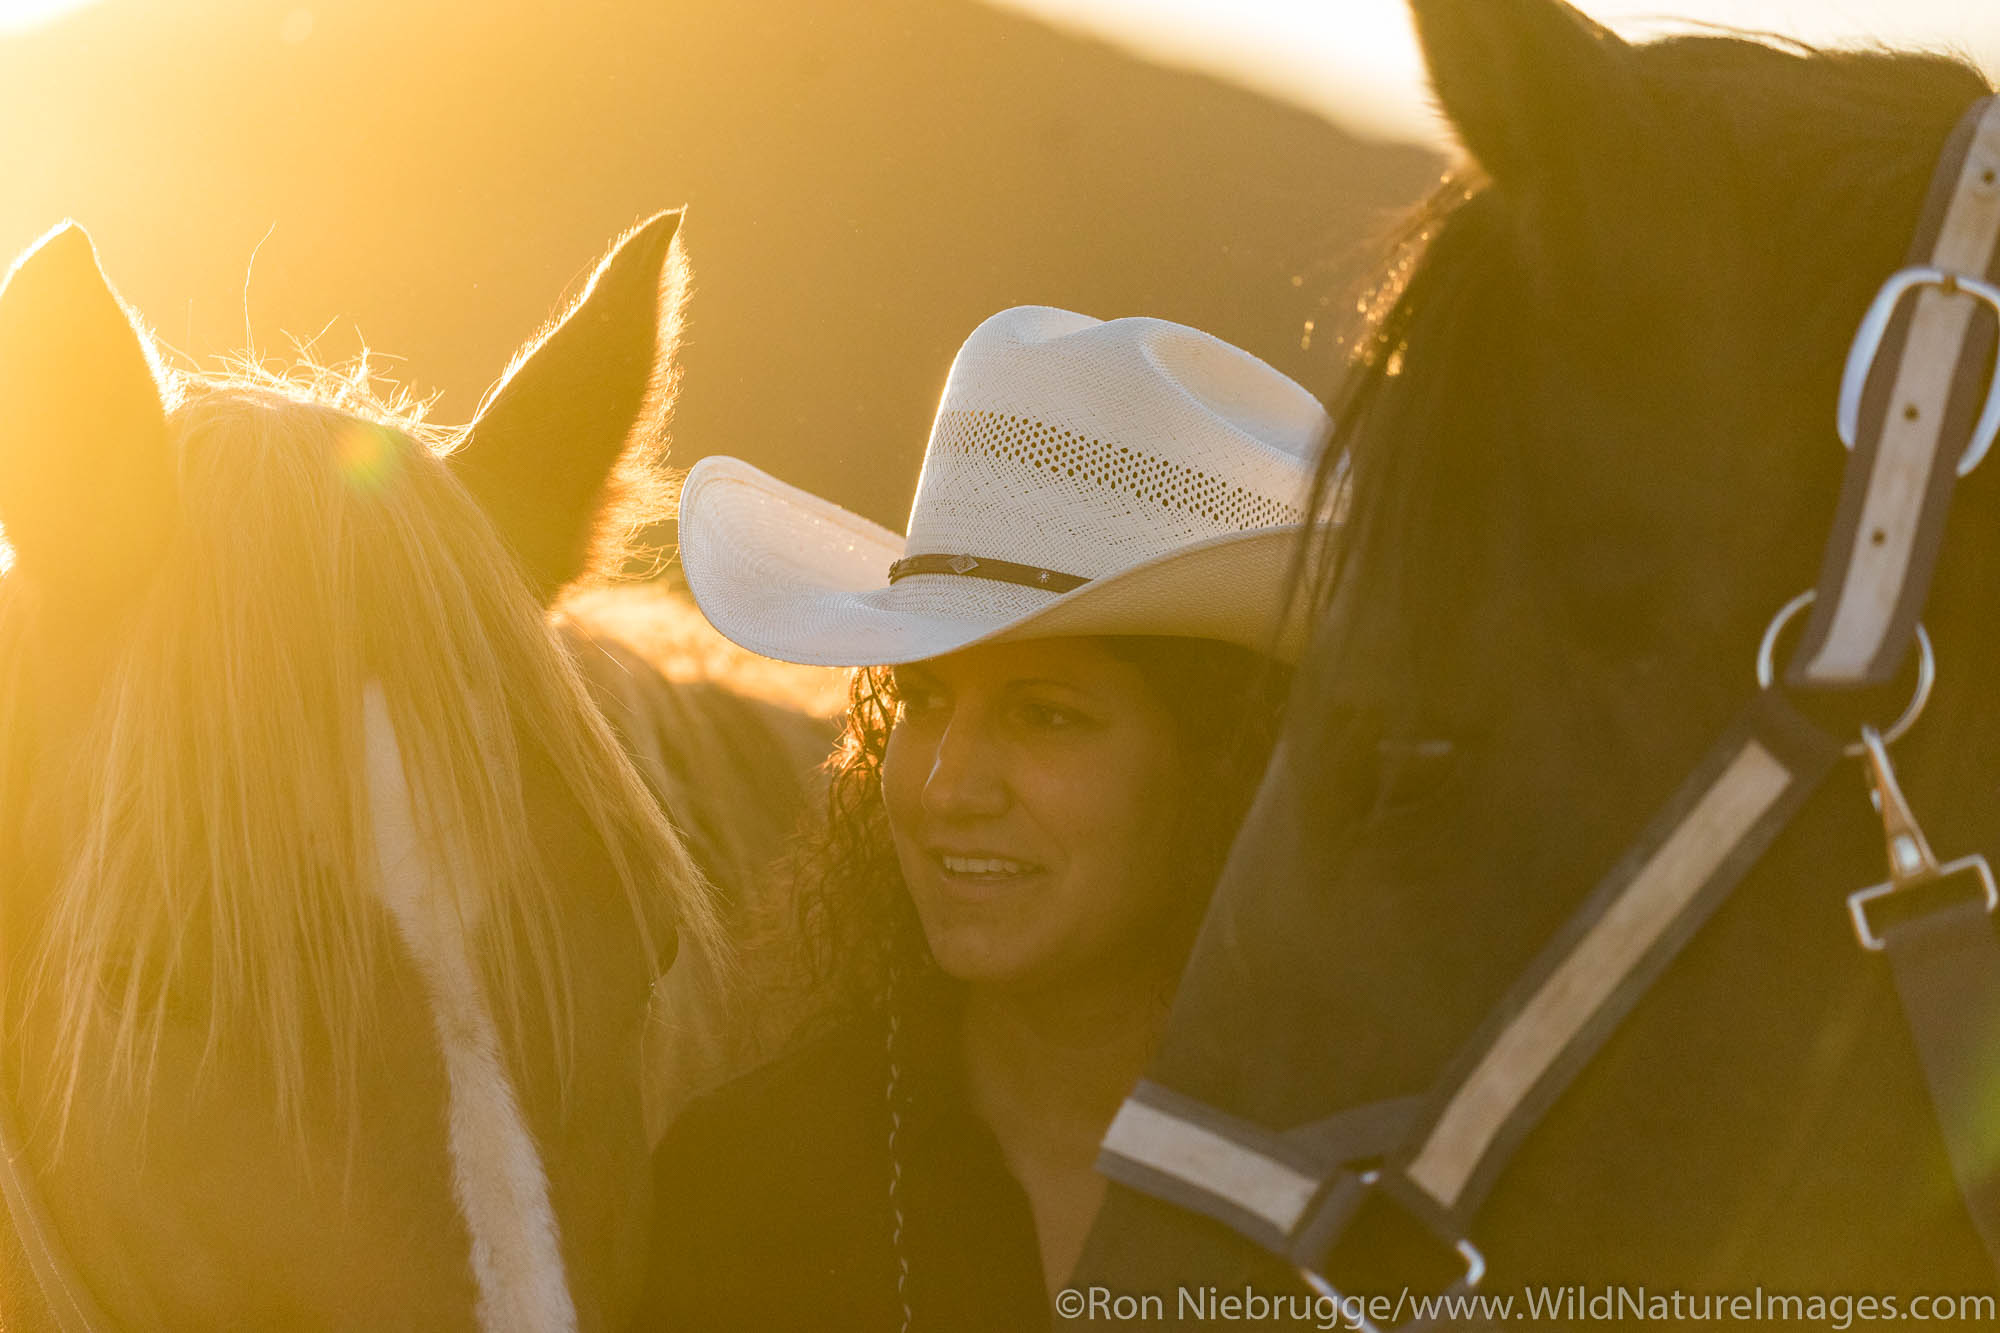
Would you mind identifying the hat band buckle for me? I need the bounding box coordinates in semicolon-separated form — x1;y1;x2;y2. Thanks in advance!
887;553;1091;594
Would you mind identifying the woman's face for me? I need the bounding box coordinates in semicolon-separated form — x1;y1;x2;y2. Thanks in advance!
881;636;1193;990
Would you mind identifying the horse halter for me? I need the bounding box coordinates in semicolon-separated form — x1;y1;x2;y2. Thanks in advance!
1096;96;2000;1330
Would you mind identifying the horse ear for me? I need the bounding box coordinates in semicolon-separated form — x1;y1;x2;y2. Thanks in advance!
453;210;685;604
1409;0;1643;195
0;222;175;610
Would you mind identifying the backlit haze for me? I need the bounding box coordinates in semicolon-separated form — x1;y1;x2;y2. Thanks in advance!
993;0;2000;144
1;0;1991;533
0;0;91;32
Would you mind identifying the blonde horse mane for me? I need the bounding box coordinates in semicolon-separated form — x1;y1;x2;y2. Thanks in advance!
555;584;843;1135
0;368;718;1144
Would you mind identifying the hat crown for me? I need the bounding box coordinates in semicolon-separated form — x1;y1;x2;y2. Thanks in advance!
675;306;1332;668
902;308;1324;580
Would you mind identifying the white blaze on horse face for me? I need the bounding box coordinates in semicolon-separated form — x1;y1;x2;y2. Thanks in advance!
363;684;578;1333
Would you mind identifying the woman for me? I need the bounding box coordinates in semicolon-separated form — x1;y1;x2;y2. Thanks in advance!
641;306;1329;1330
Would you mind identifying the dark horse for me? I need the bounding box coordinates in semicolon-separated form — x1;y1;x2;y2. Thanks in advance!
1077;0;2000;1323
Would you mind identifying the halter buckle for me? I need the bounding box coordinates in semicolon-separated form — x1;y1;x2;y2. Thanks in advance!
1291;1169;1485;1333
1839;265;2000;477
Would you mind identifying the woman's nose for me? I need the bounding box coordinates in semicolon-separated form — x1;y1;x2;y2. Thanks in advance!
920;714;1008;819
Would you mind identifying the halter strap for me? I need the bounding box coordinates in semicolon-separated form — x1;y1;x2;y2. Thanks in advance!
1101;690;1843;1256
1790;98;2000;688
887;553;1089;594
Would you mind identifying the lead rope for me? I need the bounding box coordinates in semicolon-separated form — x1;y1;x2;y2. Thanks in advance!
884;961;914;1333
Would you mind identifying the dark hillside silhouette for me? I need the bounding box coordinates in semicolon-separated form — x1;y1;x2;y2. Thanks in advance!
0;0;1438;527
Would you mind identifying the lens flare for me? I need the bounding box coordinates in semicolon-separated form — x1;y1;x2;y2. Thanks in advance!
336;421;399;493
1973;1014;2000;1177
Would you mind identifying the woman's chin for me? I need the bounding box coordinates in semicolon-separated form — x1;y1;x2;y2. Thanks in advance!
924;931;1041;987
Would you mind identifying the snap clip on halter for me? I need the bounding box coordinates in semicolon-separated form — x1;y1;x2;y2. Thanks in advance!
1846;725;1997;951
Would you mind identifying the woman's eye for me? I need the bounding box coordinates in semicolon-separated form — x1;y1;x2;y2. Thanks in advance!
897;687;948;721
1016;701;1082;730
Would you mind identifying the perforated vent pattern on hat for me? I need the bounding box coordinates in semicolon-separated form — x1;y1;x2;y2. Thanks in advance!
931;410;1306;530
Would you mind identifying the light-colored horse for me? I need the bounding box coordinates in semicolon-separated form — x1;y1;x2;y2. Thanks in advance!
0;213;807;1330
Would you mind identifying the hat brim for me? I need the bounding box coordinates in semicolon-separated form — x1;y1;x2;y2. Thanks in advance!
679;456;1314;668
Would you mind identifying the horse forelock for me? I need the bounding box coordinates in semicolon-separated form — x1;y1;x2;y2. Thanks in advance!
2;373;707;1148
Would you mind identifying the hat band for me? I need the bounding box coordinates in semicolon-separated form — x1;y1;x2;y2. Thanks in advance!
887;553;1090;594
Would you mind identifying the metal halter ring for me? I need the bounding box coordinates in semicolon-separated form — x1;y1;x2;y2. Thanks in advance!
1756;589;1936;756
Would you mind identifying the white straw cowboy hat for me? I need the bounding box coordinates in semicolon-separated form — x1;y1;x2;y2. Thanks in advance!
678;306;1331;668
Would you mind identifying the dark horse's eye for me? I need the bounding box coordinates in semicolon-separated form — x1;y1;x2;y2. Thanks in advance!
1370;737;1460;819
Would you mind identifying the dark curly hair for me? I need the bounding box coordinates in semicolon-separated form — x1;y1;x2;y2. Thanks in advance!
773;635;1293;1029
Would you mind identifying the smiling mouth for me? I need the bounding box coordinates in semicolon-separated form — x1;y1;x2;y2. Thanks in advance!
935;853;1045;878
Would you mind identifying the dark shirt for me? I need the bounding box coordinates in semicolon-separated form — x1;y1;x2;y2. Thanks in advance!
637;1015;1051;1332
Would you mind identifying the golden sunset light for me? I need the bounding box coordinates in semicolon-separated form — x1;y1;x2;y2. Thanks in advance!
2;1;1997;1326
0;0;94;34
998;0;2000;141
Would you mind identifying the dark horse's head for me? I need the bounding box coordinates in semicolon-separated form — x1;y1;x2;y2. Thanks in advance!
1081;0;2000;1310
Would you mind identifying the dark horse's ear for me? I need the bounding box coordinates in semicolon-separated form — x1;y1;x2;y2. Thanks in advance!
453;210;685;604
0;223;175;612
1409;0;1643;197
